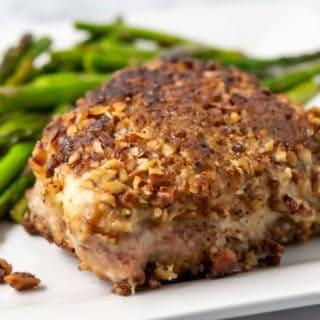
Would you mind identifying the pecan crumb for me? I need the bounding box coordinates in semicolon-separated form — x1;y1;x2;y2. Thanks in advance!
283;195;300;213
112;280;135;296
22;213;41;235
0;258;12;283
262;239;285;255
4;272;41;291
212;248;238;276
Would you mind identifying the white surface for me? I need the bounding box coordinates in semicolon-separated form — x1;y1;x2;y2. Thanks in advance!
2;1;320;319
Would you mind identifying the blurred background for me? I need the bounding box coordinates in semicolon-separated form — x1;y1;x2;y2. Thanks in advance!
1;0;320;57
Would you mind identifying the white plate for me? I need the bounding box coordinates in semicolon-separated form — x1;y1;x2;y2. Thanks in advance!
2;2;320;319
2;223;320;320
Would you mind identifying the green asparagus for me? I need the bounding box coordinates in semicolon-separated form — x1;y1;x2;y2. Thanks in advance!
75;20;320;75
262;59;320;92
51;39;160;73
10;195;29;223
0;34;33;84
50;48;85;71
175;46;320;77
6;37;52;85
0;170;34;218
75;19;191;46
83;49;157;72
0;72;110;112
287;76;320;104
0;113;48;147
0;142;34;194
0;112;25;124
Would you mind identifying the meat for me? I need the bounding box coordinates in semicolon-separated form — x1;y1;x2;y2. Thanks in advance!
25;59;320;295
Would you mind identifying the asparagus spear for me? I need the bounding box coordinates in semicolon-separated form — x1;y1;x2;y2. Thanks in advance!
10;195;28;223
286;76;320;104
75;20;192;46
6;37;52;85
0;72;110;112
75;20;320;73
51;39;160;73
0;112;24;124
83;51;129;72
83;47;158;72
0;142;34;194
1;105;70;221
0;113;48;147
98;39;159;60
174;46;320;77
262;59;320;92
75;17;124;43
0;170;34;218
0;34;33;84
56;20;320;78
50;48;85;72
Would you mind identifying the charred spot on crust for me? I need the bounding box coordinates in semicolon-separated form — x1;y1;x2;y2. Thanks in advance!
259;254;281;266
232;142;245;152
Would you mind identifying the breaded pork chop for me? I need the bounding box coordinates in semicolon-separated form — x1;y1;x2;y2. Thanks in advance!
25;59;320;295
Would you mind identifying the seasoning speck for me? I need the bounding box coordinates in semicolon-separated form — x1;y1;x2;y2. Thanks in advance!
232;143;245;152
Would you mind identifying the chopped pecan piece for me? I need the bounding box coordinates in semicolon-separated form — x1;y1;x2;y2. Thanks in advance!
0;258;12;283
212;248;238;276
112;279;134;296
119;190;139;208
4;272;41;291
150;174;169;189
262;239;285;255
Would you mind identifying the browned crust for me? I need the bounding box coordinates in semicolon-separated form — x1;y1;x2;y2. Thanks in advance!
30;59;316;215
38;59;311;174
23;210;75;254
23;210;53;242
